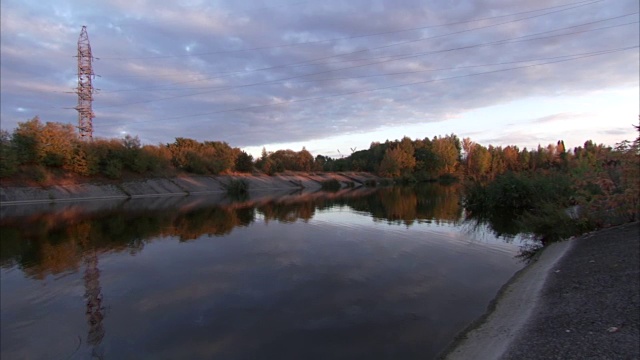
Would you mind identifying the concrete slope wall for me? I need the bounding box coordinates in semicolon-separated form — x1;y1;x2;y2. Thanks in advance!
0;173;381;205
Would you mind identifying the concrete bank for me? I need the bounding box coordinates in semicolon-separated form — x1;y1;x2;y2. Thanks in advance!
443;222;640;359
0;172;380;205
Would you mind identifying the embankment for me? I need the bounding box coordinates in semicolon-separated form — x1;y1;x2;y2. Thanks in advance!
0;172;381;205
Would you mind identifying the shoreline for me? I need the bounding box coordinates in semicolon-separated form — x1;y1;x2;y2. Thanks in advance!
441;222;640;359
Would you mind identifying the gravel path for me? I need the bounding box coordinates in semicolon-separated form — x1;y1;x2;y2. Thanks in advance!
443;222;639;360
504;222;639;360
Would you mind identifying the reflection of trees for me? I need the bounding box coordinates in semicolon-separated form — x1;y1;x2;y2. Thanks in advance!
415;184;463;222
258;201;316;223
464;211;524;239
1;184;463;278
348;185;463;225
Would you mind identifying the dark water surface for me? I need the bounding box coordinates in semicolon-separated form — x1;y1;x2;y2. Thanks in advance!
1;185;524;359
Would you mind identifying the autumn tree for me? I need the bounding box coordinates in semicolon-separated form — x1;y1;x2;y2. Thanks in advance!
39;121;76;167
378;144;415;178
468;144;491;180
431;135;460;176
295;147;314;172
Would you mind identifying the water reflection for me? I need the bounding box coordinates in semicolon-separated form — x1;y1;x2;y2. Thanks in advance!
1;184;524;359
0;185;464;277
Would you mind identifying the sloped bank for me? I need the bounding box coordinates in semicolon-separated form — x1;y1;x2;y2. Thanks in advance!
0;172;381;205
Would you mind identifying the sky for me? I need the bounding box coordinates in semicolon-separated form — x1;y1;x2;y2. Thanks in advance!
1;0;638;158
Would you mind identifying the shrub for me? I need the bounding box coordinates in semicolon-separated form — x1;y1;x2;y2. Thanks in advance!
465;171;573;214
364;179;377;187
224;179;249;200
26;165;49;183
320;179;341;191
103;158;123;179
464;171;577;243
0;131;18;177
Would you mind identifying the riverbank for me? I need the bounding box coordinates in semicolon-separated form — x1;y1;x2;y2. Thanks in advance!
0;172;381;205
442;221;640;359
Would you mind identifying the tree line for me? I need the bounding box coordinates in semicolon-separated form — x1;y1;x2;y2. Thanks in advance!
0;116;637;190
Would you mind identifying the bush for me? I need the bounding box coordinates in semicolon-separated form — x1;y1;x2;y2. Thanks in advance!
26;165;49;183
0;131;18;177
517;202;582;243
465;171;573;214
464;171;577;243
224;179;249;201
103;158;123;179
320;179;341;191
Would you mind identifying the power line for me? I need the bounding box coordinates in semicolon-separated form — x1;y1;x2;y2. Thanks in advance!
98;0;599;62
93;19;637;109
105;45;638;95
100;13;637;95
94;45;637;128
100;0;602;92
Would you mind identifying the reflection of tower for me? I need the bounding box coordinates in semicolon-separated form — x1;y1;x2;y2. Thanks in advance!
84;249;105;358
78;223;105;359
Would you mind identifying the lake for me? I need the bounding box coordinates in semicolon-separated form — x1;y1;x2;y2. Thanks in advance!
1;184;526;359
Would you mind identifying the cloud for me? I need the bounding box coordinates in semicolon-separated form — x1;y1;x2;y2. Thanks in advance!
530;112;584;124
1;0;638;149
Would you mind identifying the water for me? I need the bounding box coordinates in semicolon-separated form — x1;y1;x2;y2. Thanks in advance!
1;184;525;359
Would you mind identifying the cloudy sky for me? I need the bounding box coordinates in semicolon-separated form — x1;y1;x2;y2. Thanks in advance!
1;0;638;157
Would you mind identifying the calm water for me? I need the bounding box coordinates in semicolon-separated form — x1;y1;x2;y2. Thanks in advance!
1;184;525;359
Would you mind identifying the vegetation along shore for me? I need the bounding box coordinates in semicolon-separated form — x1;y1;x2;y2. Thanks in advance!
2;116;638;242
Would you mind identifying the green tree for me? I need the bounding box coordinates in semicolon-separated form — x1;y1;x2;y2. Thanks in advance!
0;130;18;177
12;116;44;164
235;151;254;172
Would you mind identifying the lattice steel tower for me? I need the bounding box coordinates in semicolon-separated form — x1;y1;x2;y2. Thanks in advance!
75;26;96;140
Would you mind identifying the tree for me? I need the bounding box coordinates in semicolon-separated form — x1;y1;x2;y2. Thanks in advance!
39;121;76;167
12;116;44;164
503;145;520;172
0;130;18;177
314;154;329;171
468;144;491;180
235;151;254;172
121;135;151;173
203;141;237;174
378;145;415;178
295;147;314;172
431;135;460;176
70;142;91;176
167;138;202;171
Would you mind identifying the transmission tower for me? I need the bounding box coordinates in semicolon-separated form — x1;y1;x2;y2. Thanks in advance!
75;26;96;140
